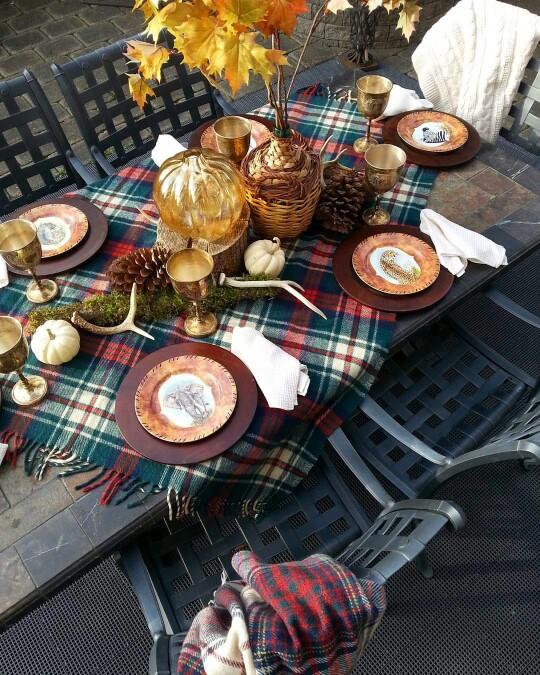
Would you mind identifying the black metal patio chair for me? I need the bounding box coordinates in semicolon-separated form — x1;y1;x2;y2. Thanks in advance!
0;70;94;217
121;451;464;675
51;33;219;178
332;247;540;501
498;52;539;162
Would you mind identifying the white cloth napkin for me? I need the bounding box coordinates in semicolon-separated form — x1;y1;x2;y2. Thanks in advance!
0;443;8;467
151;134;187;167
375;84;433;120
231;326;309;411
0;258;8;289
419;209;508;277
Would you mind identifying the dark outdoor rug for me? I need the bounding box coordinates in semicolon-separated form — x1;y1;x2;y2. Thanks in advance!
357;461;540;675
0;556;151;675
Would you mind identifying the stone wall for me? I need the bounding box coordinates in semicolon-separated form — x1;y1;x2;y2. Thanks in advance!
297;1;456;51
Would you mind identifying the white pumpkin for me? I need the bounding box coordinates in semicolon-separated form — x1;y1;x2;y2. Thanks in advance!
31;320;80;365
244;237;285;277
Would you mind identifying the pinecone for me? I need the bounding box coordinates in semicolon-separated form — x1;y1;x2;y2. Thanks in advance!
315;162;367;232
107;245;171;294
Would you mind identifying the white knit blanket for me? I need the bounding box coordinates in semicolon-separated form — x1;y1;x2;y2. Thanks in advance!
412;0;540;144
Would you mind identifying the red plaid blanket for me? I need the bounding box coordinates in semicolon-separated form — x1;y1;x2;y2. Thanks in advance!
178;551;386;674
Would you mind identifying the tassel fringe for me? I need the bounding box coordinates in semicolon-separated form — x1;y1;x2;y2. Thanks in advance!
13;435;263;517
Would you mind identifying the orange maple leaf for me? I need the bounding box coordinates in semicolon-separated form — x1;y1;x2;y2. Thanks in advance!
257;0;308;37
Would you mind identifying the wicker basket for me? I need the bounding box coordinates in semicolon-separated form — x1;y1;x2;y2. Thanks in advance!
156;203;250;276
241;133;322;240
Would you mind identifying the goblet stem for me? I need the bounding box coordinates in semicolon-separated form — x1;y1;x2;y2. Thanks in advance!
29;269;43;291
16;369;33;390
193;301;201;323
366;118;372;144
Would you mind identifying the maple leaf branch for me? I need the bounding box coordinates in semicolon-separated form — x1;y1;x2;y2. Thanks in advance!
286;0;330;100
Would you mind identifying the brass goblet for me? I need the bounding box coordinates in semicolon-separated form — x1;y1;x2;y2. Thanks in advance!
0;316;48;406
166;248;218;338
353;75;393;154
213;116;252;164
363;144;407;226
0;219;58;304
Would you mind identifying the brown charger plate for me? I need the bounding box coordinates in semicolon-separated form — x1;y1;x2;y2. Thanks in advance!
200;118;272;153
333;225;453;313
6;197;108;277
189;114;274;149
383;113;481;168
19;202;89;258
397;111;468;153
352;232;440;295
116;343;258;466
135;355;237;443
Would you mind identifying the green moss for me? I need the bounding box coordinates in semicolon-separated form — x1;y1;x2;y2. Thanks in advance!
28;275;280;333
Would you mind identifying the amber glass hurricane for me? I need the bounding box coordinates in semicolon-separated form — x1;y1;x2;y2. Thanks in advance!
153;149;245;244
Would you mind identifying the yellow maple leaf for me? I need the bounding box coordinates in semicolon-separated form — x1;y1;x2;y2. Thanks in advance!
127;73;156;108
257;0;308;37
145;1;204;42
133;0;155;22
179;14;231;75
326;0;353;14
215;0;268;28
396;0;421;40
126;40;170;82
219;32;286;94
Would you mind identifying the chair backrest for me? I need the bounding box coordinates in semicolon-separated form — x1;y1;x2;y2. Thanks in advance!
500;53;540;156
0;70;84;217
52;32;218;172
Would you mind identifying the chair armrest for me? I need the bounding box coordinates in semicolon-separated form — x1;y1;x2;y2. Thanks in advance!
328;427;395;508
119;545;167;640
336;498;465;585
484;287;540;329
378;498;466;532
149;635;173;675
213;88;240;116
360;396;449;466
91;146;116;177
65;149;96;186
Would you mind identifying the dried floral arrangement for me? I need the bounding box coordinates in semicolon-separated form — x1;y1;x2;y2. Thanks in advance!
127;0;421;131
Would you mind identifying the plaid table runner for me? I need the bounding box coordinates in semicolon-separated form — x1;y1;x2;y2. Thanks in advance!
0;92;436;515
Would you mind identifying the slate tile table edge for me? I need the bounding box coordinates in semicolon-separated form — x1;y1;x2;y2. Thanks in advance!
0;490;168;626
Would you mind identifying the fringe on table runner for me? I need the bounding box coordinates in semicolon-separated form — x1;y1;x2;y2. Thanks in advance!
2;432;165;508
4;432;267;518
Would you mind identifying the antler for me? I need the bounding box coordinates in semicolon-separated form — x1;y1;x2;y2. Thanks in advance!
218;274;327;320
71;284;155;340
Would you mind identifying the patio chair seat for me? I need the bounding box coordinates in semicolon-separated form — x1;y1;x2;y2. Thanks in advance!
450;248;540;387
341;326;530;498
335;240;540;501
121;453;464;675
